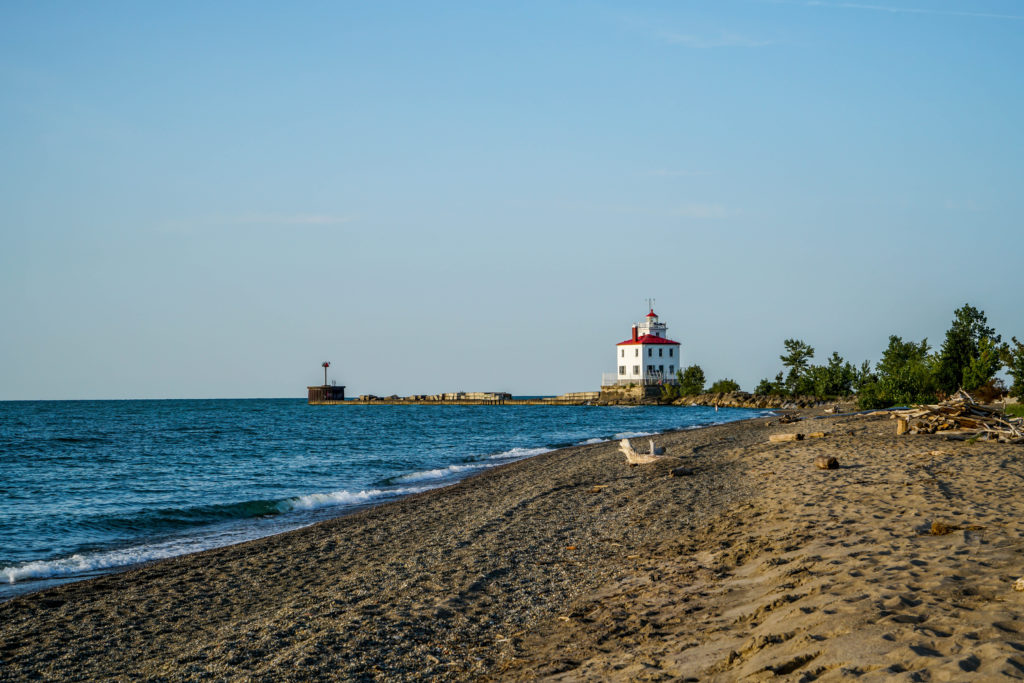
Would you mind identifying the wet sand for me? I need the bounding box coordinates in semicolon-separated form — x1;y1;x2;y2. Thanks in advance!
2;411;1024;680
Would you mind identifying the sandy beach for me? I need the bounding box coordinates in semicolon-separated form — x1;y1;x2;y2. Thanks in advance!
2;409;1024;681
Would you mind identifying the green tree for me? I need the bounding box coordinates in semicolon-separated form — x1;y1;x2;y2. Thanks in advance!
755;372;786;396
934;304;1001;393
857;336;937;408
708;378;740;394
1001;337;1024;400
780;339;815;395
677;365;706;396
660;382;679;401
962;337;1003;393
855;360;875;387
807;351;857;398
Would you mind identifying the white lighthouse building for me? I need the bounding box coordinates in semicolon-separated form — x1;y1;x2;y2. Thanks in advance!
604;308;681;386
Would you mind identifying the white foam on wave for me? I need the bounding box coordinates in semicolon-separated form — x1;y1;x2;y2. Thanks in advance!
277;485;430;512
2;486;429;585
577;438;607;445
2;538;205;585
613;431;655;439
488;446;554;460
395;464;490;483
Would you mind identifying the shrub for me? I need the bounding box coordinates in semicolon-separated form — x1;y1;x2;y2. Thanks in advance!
677;365;706;396
1003;337;1024;400
807;351;857;398
934;304;1002;393
708;379;740;394
856;336;937;409
755;372;786;396
781;339;815;395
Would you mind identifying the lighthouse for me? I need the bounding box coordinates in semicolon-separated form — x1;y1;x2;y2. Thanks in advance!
605;308;681;386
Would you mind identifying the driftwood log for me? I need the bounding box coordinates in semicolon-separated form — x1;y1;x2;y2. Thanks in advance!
815;455;839;470
769;433;804;443
619;438;661;465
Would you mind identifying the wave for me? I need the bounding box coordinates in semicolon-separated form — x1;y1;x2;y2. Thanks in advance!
394;464;489;483
613;431;655;439
576;437;607;445
391;446;556;484
2;541;194;584
1;485;427;585
487;446;553;460
276;486;430;512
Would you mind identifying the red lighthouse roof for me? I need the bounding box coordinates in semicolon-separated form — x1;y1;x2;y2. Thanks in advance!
646;309;657;317
617;334;679;346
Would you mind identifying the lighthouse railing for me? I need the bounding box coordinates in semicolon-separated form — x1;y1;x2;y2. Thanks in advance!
601;372;677;387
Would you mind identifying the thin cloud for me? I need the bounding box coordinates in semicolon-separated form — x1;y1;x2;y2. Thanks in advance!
671;203;731;219
646;169;715;178
942;199;985;212
661;31;773;48
770;0;1024;21
544;200;733;219
227;213;354;226
158;213;354;233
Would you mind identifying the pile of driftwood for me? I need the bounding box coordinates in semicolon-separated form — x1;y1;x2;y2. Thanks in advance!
892;390;1024;443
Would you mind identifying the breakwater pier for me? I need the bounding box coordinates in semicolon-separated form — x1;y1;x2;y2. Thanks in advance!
308;391;601;406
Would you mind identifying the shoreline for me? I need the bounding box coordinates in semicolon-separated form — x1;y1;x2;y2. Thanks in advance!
0;414;770;679
3;408;1023;680
0;408;766;604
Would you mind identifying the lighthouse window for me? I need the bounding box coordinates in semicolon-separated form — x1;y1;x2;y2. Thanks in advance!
635;349;639;357
620;349;624;357
658;348;663;357
619;365;625;375
648;349;652;357
669;348;673;357
669;365;674;374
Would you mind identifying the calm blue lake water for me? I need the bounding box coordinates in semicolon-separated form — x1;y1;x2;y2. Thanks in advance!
0;399;765;598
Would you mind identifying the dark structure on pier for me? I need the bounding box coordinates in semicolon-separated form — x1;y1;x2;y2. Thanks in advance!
309;361;345;403
308;384;346;403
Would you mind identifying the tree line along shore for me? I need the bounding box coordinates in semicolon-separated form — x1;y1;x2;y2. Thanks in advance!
315;304;1023;412
658;304;1023;416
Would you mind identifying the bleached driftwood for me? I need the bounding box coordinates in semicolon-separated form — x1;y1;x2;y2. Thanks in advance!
769;433;803;443
620;438;661;465
891;390;1024;442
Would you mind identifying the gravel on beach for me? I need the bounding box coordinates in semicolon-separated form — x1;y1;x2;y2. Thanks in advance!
4;410;1024;681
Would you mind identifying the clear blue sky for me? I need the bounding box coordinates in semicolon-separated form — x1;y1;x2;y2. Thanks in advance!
2;1;1021;399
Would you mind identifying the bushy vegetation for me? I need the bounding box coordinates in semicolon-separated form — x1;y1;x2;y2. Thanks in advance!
1003;338;1024;400
1007;404;1024;419
755;340;859;400
660;364;705;400
677;365;706;396
754;372;787;396
708;378;740;394
933;304;1001;393
856;336;937;408
752;304;1020;409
